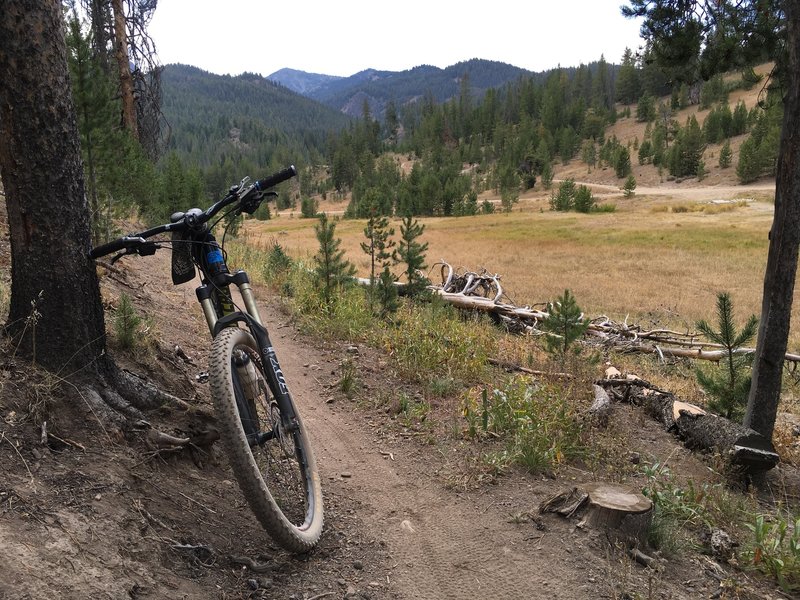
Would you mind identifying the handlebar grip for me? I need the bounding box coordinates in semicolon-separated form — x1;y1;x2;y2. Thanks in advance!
89;237;134;259
255;165;297;191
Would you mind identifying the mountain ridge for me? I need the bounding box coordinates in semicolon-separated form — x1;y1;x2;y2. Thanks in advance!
267;58;539;117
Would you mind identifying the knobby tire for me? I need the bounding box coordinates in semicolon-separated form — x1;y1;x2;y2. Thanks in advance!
209;326;323;553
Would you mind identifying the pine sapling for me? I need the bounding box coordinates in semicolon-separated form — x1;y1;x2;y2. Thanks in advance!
541;289;589;364
695;291;758;421
313;213;355;308
395;214;429;297
360;213;395;312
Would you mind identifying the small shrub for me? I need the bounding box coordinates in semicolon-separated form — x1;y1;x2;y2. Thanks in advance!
593;203;617;213
115;293;142;350
338;357;360;399
465;378;584;475
743;514;800;592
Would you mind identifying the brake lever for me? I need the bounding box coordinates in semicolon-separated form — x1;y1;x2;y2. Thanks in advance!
108;241;159;264
239;190;278;215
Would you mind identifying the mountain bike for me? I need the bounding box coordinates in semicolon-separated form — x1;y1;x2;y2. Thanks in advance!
89;166;323;553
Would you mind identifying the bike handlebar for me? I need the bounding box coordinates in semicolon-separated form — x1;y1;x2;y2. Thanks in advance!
89;166;297;260
89;236;146;259
255;165;297;192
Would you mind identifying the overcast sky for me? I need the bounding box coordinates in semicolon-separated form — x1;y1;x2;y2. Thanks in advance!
148;1;644;78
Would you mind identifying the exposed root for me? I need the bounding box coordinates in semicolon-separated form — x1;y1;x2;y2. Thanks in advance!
109;368;189;411
79;363;211;452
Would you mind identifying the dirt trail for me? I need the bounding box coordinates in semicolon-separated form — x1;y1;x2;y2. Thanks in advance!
269;311;601;599
260;304;725;600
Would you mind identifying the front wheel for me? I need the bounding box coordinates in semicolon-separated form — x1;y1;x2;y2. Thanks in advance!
209;326;323;552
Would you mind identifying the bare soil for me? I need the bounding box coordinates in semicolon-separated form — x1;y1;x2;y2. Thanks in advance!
0;229;796;600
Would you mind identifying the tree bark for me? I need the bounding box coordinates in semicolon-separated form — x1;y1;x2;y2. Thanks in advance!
0;0;109;375
111;0;138;141
745;2;800;441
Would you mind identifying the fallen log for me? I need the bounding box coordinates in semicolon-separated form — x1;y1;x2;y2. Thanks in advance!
597;376;779;474
357;262;800;365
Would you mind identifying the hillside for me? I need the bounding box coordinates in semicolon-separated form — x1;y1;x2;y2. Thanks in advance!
160;64;351;167
267;67;342;95
554;63;777;192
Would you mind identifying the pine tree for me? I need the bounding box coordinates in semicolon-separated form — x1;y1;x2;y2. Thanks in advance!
540;162;554;190
66;12;154;241
622;174;637;197
614;146;632;178
395;214;429;296
573;185;595;213
615;47;641;104
313;214;356;308
375;265;399;317
695;292;758;421
549;179;575;212
580;139;596;171
541;289;589;364
719;139;733;168
360;213;396;313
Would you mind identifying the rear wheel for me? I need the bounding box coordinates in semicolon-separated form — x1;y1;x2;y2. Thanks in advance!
209;326;323;553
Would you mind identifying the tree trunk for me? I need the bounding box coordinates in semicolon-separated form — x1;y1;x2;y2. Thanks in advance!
745;3;800;442
0;0;109;375
111;0;138;141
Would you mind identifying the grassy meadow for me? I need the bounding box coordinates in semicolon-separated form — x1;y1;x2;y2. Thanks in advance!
241;191;796;348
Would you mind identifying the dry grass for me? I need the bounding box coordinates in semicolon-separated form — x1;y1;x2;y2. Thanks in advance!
242;197;795;348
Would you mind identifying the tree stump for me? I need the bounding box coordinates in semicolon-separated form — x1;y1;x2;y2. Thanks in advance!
587;384;613;427
582;483;653;547
540;483;654;548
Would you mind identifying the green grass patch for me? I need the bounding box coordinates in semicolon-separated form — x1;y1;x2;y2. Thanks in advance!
382;298;496;385
464;378;584;475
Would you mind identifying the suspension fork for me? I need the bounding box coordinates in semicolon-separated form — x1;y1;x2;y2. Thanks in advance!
199;273;300;434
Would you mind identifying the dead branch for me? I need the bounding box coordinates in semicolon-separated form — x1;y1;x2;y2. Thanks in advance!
487;358;574;380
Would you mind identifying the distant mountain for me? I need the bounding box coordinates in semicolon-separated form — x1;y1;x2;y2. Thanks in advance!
267;68;342;96
160;64;351;167
267;59;537;118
